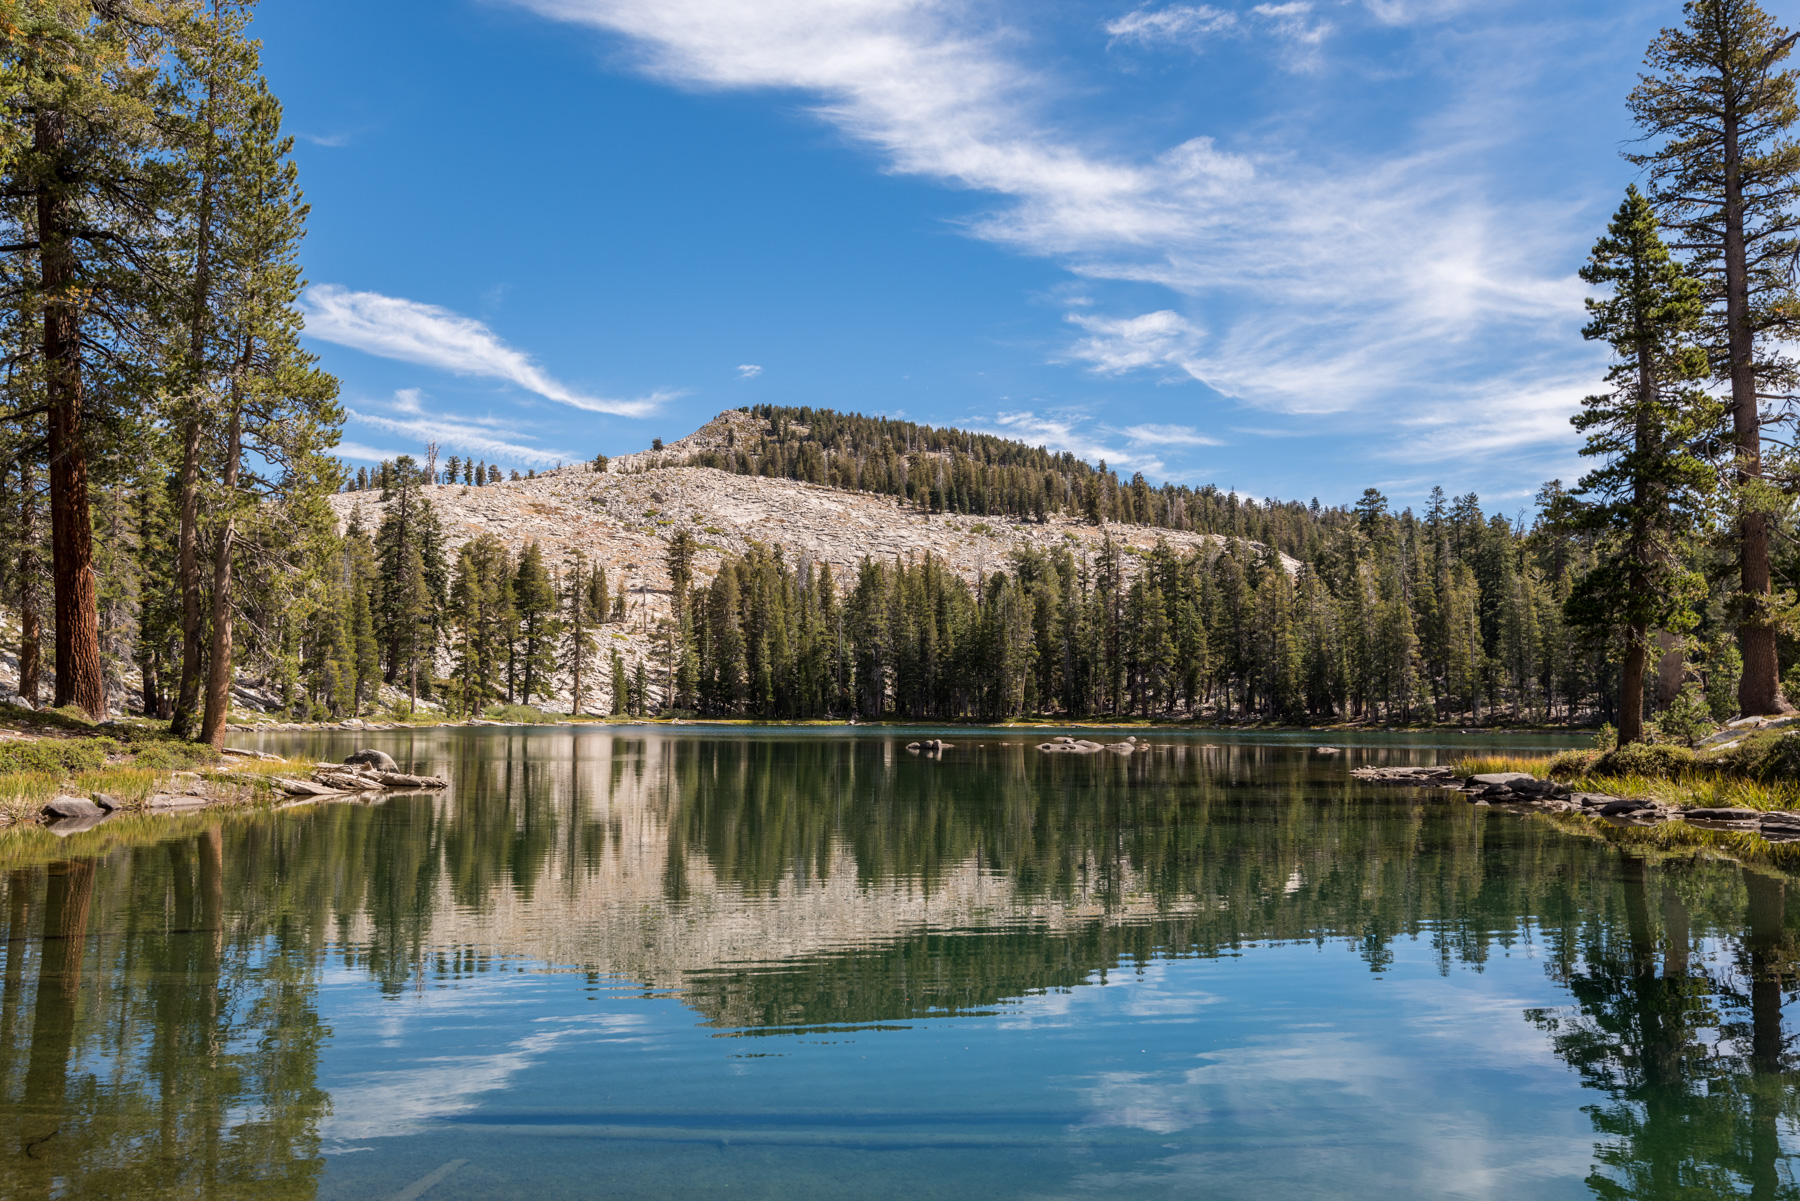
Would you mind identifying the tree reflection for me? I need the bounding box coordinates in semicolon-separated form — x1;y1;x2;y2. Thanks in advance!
1531;858;1800;1199
5;733;1800;1197
0;828;330;1200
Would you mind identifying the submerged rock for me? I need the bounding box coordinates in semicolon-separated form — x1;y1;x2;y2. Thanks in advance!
1351;765;1456;783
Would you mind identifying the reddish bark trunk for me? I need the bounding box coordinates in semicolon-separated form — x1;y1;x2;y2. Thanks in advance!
1720;60;1787;715
36;111;103;718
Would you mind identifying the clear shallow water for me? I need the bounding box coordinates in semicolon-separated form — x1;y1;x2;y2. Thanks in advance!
2;728;1797;1199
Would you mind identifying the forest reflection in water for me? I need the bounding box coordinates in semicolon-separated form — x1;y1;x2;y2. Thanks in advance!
0;729;1795;1199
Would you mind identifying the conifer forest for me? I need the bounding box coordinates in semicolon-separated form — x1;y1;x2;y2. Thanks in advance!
5;0;1800;746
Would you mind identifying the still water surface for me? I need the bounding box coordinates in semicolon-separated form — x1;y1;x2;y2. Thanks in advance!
1;727;1797;1199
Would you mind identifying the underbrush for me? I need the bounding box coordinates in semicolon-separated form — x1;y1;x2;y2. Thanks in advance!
0;719;287;827
483;704;559;725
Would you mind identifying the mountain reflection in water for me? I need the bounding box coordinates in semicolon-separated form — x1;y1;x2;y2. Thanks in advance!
0;729;1796;1199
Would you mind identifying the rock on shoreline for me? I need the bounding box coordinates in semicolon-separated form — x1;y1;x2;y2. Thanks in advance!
1350;764;1800;844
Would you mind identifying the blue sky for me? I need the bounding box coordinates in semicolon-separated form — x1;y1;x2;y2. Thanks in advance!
259;0;1691;512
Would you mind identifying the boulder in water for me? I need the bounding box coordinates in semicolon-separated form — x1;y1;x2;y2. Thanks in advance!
345;749;399;772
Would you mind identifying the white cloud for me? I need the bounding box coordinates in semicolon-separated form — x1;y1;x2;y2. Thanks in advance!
975;410;1167;476
1121;422;1222;447
510;0;1603;467
346;389;571;468
303;285;670;417
736;363;763;379
333;439;408;462
1106;4;1238;43
1107;2;1329;66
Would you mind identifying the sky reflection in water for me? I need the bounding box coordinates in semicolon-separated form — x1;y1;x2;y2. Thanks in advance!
0;728;1795;1200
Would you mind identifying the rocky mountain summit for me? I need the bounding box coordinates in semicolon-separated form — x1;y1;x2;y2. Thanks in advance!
327;412;1295;639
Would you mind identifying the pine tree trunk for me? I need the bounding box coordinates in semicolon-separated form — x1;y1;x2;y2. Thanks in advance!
1722;88;1787;715
1619;623;1649;746
199;406;240;748
174;66;217;736
172;417;205;735
17;458;39;706
37;111;103;718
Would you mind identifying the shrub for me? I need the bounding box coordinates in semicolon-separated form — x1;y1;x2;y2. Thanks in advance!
1713;731;1800;782
1589;741;1695;780
1653;684;1716;747
484;703;558;725
0;738;115;776
1547;749;1598;780
129;740;218;771
1707;640;1742;722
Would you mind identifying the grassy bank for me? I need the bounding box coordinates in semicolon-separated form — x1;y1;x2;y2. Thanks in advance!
1451;730;1800;815
0;708;301;828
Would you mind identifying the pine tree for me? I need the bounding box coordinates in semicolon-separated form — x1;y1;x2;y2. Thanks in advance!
561;548;598;715
4;0;171;716
1629;0;1800;715
449;534;511;716
196;44;340;745
609;647;627;716
511;540;560;704
1559;187;1720;745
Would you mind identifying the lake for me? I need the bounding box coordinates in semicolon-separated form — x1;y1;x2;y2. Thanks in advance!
0;726;1795;1200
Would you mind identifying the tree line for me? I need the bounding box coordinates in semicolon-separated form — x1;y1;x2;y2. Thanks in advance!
6;0;1800;738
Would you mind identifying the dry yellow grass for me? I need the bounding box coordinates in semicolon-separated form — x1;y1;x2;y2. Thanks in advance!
1449;753;1559;778
0;748;303;828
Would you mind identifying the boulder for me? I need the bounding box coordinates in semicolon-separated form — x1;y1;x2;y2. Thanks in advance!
42;796;103;820
345;749;400;772
1468;772;1536;787
92;793;124;812
1599;798;1656;816
1683;807;1766;822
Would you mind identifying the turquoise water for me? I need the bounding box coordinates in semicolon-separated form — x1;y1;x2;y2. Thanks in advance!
2;728;1796;1199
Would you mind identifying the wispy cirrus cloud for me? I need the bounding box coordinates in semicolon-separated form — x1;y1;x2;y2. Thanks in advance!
1122;422;1223;448
510;0;1600;473
303;285;672;418
1107;2;1330;66
334;439;409;463
974;410;1169;477
346;389;572;468
736;363;763;379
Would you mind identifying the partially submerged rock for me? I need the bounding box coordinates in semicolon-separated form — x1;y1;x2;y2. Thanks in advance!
274;777;342;797
1351;765;1457;783
42;796;104;820
345;749;400;772
1035;736;1144;755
